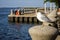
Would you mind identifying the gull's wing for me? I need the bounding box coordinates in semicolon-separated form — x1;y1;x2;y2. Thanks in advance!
41;14;52;22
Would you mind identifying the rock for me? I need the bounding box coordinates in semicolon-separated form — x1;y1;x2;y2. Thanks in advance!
56;35;60;40
29;25;58;40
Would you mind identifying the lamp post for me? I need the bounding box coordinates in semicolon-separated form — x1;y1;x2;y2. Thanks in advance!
44;3;47;13
10;9;13;15
50;3;52;12
52;3;56;10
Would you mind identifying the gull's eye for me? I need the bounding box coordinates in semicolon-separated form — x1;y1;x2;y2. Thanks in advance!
49;24;52;26
55;16;57;18
49;24;53;26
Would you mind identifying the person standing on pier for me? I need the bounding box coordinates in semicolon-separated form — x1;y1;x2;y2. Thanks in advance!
16;10;20;15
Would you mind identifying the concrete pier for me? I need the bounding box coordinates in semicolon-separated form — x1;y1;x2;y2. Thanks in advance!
8;7;50;23
8;13;41;23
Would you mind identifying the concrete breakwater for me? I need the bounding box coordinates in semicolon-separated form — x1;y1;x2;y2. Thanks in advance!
8;13;41;23
57;16;60;32
8;16;40;23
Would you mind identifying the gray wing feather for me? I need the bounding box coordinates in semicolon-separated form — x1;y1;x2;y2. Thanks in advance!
41;14;52;22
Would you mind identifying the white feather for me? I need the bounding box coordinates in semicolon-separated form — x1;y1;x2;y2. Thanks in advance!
36;12;52;22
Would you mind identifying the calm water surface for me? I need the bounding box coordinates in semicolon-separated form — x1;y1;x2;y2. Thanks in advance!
0;8;41;40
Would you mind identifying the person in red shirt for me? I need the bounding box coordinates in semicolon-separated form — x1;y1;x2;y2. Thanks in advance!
16;10;19;15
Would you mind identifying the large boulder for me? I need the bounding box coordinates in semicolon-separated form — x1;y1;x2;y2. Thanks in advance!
29;25;58;40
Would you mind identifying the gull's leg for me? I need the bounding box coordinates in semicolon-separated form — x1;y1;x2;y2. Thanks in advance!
42;22;53;26
42;22;48;26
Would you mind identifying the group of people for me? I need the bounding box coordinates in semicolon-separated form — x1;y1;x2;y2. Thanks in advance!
11;9;24;15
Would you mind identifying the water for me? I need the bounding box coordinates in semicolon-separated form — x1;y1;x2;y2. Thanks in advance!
0;8;41;40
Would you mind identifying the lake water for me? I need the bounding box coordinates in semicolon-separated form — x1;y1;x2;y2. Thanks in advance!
0;8;41;40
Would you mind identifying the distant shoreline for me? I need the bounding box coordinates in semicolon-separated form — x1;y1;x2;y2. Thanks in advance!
0;7;50;9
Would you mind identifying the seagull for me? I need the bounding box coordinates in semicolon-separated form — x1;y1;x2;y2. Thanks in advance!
36;12;52;22
36;12;53;26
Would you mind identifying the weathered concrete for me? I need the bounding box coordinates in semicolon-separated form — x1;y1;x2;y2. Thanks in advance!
56;35;60;40
29;25;58;40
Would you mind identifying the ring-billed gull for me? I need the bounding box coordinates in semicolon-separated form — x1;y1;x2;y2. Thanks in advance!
36;12;52;22
36;12;53;26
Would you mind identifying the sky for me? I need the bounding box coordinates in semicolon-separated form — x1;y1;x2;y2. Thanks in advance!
0;0;51;8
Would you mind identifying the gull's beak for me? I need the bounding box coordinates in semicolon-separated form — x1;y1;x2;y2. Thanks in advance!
35;13;37;16
35;9;37;16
